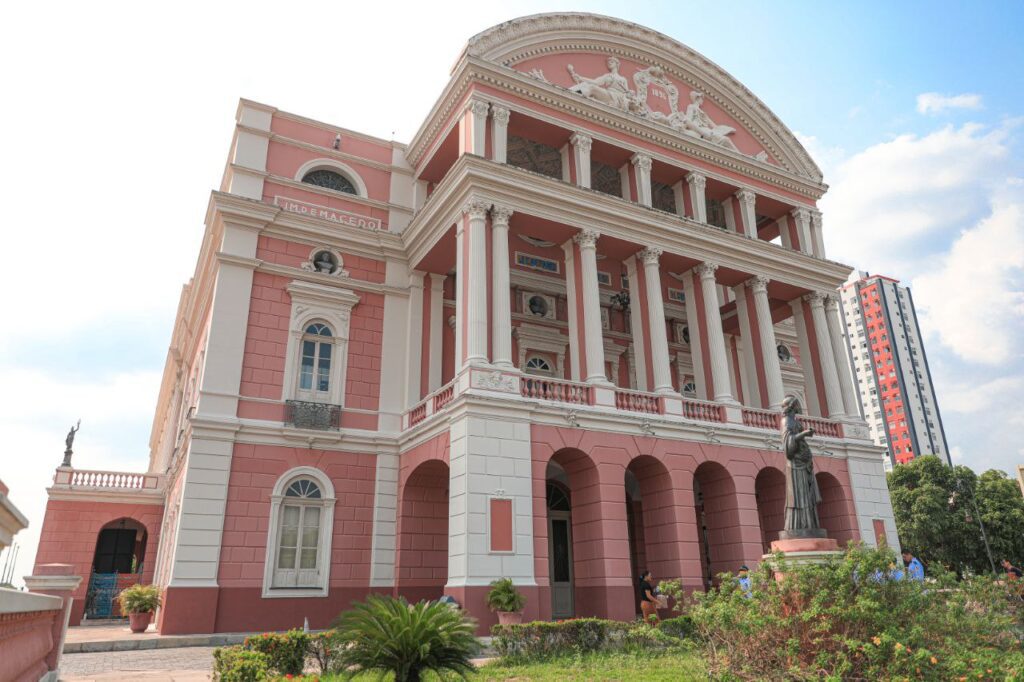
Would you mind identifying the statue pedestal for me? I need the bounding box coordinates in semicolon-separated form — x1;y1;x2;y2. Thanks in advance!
764;537;843;580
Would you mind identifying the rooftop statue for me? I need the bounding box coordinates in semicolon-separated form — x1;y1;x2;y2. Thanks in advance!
780;396;826;538
566;57;642;114
61;419;80;468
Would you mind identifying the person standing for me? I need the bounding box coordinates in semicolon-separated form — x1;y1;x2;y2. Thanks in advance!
902;551;925;581
1003;558;1023;581
639;570;659;624
737;565;752;597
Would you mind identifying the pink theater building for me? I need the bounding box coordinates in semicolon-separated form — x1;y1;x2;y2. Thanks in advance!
33;14;899;634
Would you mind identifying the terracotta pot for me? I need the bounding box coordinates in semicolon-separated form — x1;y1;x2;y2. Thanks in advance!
128;611;153;633
497;611;523;625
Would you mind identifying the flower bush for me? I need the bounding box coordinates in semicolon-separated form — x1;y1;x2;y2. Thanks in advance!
688;545;1024;680
212;646;270;682
492;617;687;661
242;630;310;676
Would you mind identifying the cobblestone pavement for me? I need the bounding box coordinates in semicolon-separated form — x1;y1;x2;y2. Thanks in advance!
61;646;216;681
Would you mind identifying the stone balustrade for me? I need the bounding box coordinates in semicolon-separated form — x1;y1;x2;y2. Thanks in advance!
53;468;162;492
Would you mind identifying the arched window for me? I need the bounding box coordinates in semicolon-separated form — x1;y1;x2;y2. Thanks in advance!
264;468;336;597
299;323;333;397
546;482;571;512
301;169;357;195
525;356;553;376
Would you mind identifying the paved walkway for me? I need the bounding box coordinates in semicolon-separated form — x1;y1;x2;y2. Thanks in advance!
64;623;251;653
61;646;216;681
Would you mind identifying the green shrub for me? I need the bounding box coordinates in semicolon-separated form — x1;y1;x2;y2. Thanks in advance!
242;629;310;676
116;583;161;614
212;646;270;682
331;595;479;682
485;577;526;613
689;545;1024;680
492;618;684;661
657;615;695;640
306;630;343;674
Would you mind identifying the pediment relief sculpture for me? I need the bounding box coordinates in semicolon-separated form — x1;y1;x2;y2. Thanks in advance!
562;57;743;154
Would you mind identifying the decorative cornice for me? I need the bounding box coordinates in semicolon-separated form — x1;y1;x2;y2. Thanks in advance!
573;228;600;249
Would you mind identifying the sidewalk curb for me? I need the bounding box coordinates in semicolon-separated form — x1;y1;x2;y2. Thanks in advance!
65;633;249;654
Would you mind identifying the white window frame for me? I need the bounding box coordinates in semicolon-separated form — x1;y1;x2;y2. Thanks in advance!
262;466;336;598
294;158;368;198
281;281;360;406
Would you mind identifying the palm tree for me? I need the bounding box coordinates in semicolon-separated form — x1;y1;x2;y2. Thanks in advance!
333;595;480;681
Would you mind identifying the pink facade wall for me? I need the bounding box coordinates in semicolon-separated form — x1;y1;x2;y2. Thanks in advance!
0;609;61;682
33;500;163;626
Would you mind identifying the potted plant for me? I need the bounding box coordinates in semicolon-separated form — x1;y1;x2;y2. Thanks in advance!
117;583;161;633
486;578;526;625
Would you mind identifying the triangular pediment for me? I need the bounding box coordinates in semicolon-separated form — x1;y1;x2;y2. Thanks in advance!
466;13;822;182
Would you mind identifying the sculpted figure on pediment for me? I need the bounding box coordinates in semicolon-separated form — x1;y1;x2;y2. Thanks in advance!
566;57;642;114
679;91;739;151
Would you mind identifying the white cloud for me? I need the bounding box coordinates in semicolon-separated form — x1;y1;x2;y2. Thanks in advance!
940;376;1024;413
916;92;983;114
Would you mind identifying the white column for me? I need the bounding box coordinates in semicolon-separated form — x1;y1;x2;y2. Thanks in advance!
810;209;825;258
682;273;708;399
461;198;490;366
736;189;757;238
777;215;793;250
631;153;653;207
462;100;489;156
569;132;592;188
624;256;648;391
791;208;813;255
686;171;707;223
790;299;821;416
807;292;845;418
640;248;673;393
405;271;425;408
671;180;686;219
427;274;444;391
491;205;514;368
697;262;737;404
824;294;859;417
733;285;760;406
748;275;786;408
491;105;509;164
577;229;611;385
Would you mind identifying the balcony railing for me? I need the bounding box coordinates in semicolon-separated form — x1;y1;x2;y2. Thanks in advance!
742;407;780;430
614;388;662;414
682;398;727;423
433;384;456;412
52;468;163;494
520;376;592;405
285;400;342;430
800;415;843;439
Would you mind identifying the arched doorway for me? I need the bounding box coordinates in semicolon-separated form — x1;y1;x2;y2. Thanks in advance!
693;462;742;588
546;476;573;619
625;456;678;614
395;459;449;604
755;467;787;554
816;472;857;546
85;518;147;619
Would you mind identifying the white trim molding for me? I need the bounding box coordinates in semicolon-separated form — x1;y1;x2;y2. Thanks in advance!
294;158;369;198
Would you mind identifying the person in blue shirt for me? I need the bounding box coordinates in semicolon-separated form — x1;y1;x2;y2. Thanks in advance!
737;565;752;597
902;551;925;581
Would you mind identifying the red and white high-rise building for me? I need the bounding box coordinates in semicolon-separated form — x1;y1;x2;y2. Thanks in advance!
839;271;951;467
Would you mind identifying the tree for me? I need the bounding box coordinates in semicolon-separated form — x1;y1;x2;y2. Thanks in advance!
887;456;1024;576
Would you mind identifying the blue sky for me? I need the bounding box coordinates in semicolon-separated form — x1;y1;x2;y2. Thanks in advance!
1;0;1021;586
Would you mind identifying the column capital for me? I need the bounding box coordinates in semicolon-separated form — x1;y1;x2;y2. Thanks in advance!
569;131;592;152
630;152;652;172
696;261;719;280
573;229;600;249
822;292;840;311
491;204;514;226
790;206;812;222
736;188;757;207
467;99;490;118
810;208;823;228
802;290;828;307
639;247;662;266
491;105;510;126
685;171;707;188
462;197;490;220
746;274;770;293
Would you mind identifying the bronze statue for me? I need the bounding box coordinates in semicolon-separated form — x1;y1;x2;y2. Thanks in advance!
780;396;825;539
61;419;80;467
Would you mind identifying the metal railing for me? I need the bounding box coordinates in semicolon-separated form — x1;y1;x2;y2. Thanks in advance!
285;400;342;430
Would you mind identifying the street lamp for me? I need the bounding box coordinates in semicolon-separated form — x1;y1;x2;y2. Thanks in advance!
954;474;997;575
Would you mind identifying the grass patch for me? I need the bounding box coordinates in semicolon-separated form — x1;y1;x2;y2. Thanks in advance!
476;649;706;681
